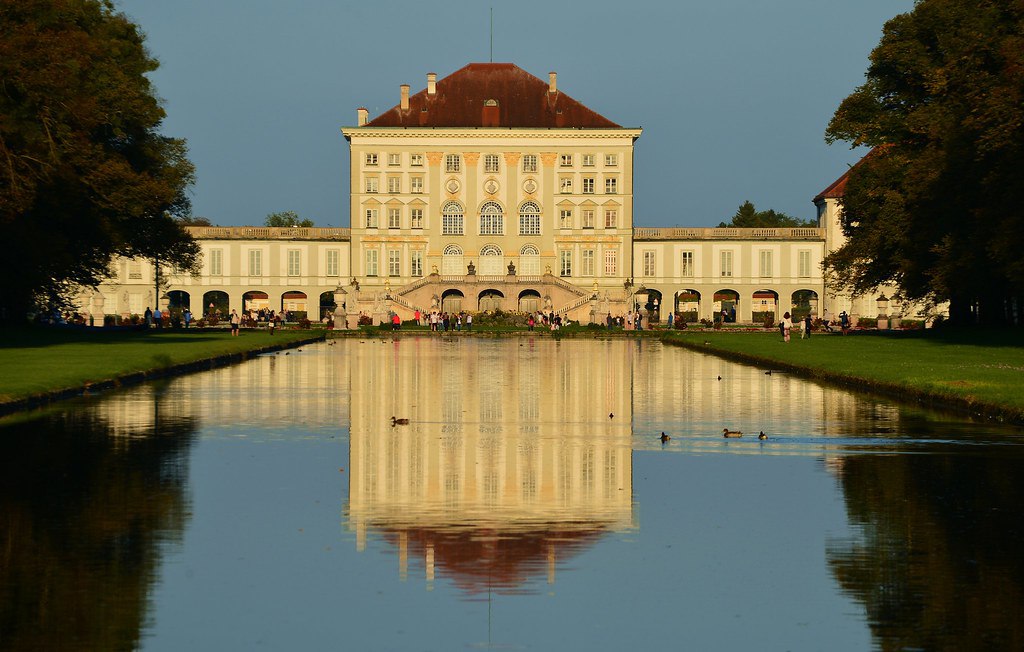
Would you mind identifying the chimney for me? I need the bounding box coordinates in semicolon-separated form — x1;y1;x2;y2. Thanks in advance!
357;107;368;126
400;84;410;110
427;72;437;95
549;72;557;94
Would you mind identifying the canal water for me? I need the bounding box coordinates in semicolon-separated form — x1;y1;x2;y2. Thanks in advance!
2;337;1023;651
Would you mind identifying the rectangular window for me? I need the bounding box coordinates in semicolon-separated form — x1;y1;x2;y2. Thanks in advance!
559;154;573;167
410;153;424;166
560;250;572;276
522;154;538;173
209;249;223;276
387;177;400;193
365;208;378;228
604;249;617;276
365;249;378;277
287;249;300;277
326;249;339;277
582;249;595;276
520;212;540;235
643;251;656;277
128;260;142;280
411;250;423;277
388;208;401;229
759;250;773;277
582;177;595;194
582;154;595;167
559;209;572;229
248;249;262;277
388;249;401;277
364;153;378;166
605;154;618;166
411;208;423;229
442;212;463;235
604;209;617;228
445;154;461;172
484;154;500;173
681;250;694;277
410;177;423;193
387;153;400;166
798;250;811;278
605;178;617;194
365;177;378;193
582;209;594;228
560;177;573;194
720;250;733;277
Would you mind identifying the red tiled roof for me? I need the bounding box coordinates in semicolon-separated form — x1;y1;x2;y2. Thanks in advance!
813;170;850;202
813;146;891;202
364;63;621;129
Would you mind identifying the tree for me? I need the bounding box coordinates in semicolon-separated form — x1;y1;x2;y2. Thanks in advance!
0;0;199;321
265;211;314;228
177;215;212;226
824;0;1024;325
718;201;816;228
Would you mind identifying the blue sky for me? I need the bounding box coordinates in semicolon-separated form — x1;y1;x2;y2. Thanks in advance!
118;0;912;228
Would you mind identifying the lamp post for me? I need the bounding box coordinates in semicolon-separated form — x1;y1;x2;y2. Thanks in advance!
876;294;889;330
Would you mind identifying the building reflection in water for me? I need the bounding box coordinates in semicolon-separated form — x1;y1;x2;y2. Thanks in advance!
344;337;636;595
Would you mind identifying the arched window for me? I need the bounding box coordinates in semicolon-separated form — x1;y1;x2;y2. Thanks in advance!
519;201;541;235
479;244;503;276
479;201;503;235
520;244;540;276
442;244;464;276
442;201;464;235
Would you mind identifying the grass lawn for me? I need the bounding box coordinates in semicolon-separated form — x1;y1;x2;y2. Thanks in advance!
662;328;1024;421
0;326;321;405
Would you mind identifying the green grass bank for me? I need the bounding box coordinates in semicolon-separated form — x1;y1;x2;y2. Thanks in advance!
0;327;322;414
660;328;1024;424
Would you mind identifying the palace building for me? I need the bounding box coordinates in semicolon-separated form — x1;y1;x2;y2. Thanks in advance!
80;63;924;327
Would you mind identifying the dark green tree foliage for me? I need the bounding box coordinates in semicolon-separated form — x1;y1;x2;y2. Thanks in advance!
0;0;198;319
265;211;314;227
825;0;1024;324
718;200;816;228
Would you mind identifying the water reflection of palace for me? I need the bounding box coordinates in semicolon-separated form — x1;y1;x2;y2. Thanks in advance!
344;338;635;594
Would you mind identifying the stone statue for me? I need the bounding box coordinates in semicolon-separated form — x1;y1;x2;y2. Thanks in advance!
350;277;360;291
467;260;476;275
507;261;516;275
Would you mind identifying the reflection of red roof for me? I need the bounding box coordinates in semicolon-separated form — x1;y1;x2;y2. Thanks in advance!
378;525;607;597
365;63;621;129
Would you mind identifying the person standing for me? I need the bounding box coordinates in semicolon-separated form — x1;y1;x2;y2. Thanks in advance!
466;313;473;331
802;314;812;339
782;311;792;343
184;308;192;329
230;309;240;336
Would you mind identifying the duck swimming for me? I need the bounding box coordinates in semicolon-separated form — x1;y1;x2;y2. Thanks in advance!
391;416;410;426
722;428;743;438
660;432;671;443
758;431;767;440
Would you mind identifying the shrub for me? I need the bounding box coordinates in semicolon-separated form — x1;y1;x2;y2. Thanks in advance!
761;313;777;329
358;315;373;326
674;317;687;330
298;318;312;329
857;317;877;328
699;318;714;328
